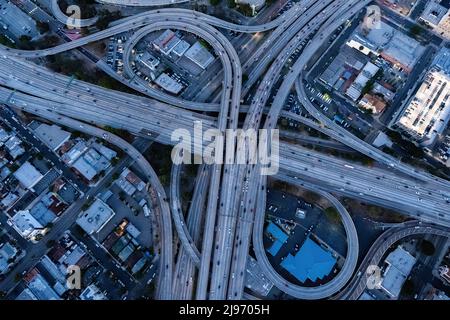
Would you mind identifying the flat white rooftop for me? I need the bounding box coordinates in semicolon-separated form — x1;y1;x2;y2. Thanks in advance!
76;199;115;235
13;161;43;190
396;68;450;145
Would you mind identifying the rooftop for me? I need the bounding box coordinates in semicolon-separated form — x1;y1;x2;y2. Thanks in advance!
184;41;214;69
395;68;450;145
9;210;44;238
381;246;416;298
266;222;288;256
32;122;71;152
155;73;184;95
280;237;336;283
76;199;115;235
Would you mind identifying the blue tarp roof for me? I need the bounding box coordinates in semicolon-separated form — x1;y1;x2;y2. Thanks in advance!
281;237;336;283
268;241;283;256
266;222;288;242
266;222;288;256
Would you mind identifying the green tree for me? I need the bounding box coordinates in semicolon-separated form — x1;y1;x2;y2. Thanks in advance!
400;279;415;298
420;240;435;256
409;24;423;36
18;35;32;50
36;21;50;34
237;3;254;16
0;34;16;48
46;239;56;248
325;207;340;224
14;273;21;283
95;10;122;30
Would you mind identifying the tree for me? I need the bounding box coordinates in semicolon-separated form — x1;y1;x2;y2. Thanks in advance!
34;35;60;49
36;21;50;34
95;10;122;30
46;239;56;248
400;279;415;298
209;0;220;5
409;24;423;36
325;207;340;224
0;34;16;48
228;0;236;8
242;73;249;82
18;35;32;50
14;273;21;283
420;240;435;256
237;3;254;16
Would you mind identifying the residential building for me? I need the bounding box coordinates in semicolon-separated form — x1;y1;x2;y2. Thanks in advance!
349;21;424;72
137;51;160;71
8;210;46;242
153;29;181;55
172;40;190;57
13;161;43;191
80;284;107;300
359;93;387;114
4;135;25;159
420;0;450;39
0;242;19;274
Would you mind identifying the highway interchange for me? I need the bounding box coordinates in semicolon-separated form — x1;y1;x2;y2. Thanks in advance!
0;0;449;300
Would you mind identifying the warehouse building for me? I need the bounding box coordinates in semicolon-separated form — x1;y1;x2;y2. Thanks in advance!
184;41;214;69
153;29;181;56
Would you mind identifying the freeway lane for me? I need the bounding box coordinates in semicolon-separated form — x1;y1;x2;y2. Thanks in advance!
0;2;449;300
170;162;200;266
225;0;367;300
172;164;210;299
214;0;341;299
0;80;448;223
